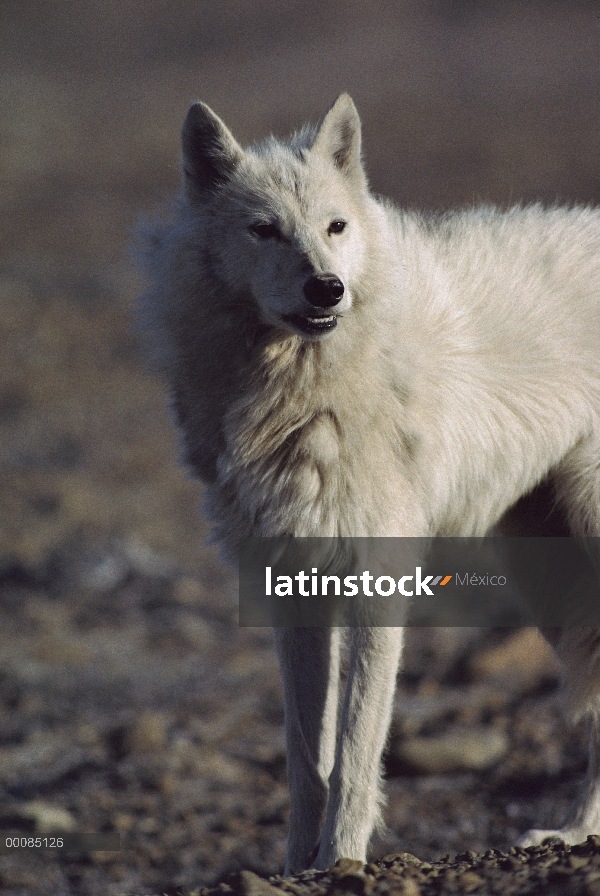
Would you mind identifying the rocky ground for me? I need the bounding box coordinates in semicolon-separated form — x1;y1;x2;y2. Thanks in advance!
0;541;590;893
2;2;600;894
209;842;600;896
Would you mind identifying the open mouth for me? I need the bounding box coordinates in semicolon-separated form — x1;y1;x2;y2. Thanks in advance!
282;313;338;336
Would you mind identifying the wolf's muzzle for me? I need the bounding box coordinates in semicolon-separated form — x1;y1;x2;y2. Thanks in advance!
303;274;345;308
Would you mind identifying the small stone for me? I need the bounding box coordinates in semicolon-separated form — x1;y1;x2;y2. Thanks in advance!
22;800;75;833
75;721;101;746
173;575;206;605
381;852;422;867
84;553;129;591
114;812;135;833
332;858;365;875
173;611;211;649
469;629;559;680
119;533;175;578
394;727;509;774
330;862;373;895
227;870;282;896
125;710;168;753
0;731;87;789
456;871;484;892
392;880;421;896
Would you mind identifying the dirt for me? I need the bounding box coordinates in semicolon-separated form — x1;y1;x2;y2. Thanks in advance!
1;2;600;894
218;843;600;896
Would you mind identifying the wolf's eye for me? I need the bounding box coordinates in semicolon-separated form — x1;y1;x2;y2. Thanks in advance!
328;220;347;235
249;222;281;239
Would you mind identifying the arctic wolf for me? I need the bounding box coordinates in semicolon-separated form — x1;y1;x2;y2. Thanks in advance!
139;94;600;873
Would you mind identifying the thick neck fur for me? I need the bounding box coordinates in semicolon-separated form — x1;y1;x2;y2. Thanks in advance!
163;228;419;551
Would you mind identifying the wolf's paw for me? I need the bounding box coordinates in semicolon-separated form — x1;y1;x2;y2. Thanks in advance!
515;826;599;848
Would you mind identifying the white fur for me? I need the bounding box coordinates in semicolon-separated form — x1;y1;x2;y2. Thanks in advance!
138;94;600;872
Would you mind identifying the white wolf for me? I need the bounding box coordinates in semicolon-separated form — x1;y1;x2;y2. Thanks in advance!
139;94;600;873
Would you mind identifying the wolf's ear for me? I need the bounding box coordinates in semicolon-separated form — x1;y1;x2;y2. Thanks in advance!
181;102;244;201
311;94;365;184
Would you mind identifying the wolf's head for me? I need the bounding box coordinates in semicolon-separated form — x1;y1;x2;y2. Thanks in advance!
180;94;377;341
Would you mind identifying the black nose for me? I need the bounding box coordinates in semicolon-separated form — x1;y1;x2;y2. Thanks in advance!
303;274;345;308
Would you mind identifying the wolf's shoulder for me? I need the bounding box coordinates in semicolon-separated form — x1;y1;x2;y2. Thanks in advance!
384;201;600;237
382;201;600;272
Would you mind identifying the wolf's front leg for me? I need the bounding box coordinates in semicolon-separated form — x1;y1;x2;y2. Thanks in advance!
274;627;342;875
314;627;404;868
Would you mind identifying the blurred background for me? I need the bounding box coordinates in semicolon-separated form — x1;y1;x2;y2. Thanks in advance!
0;2;598;894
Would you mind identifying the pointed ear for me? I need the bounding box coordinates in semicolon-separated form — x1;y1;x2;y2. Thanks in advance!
311;94;364;183
181;102;244;201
